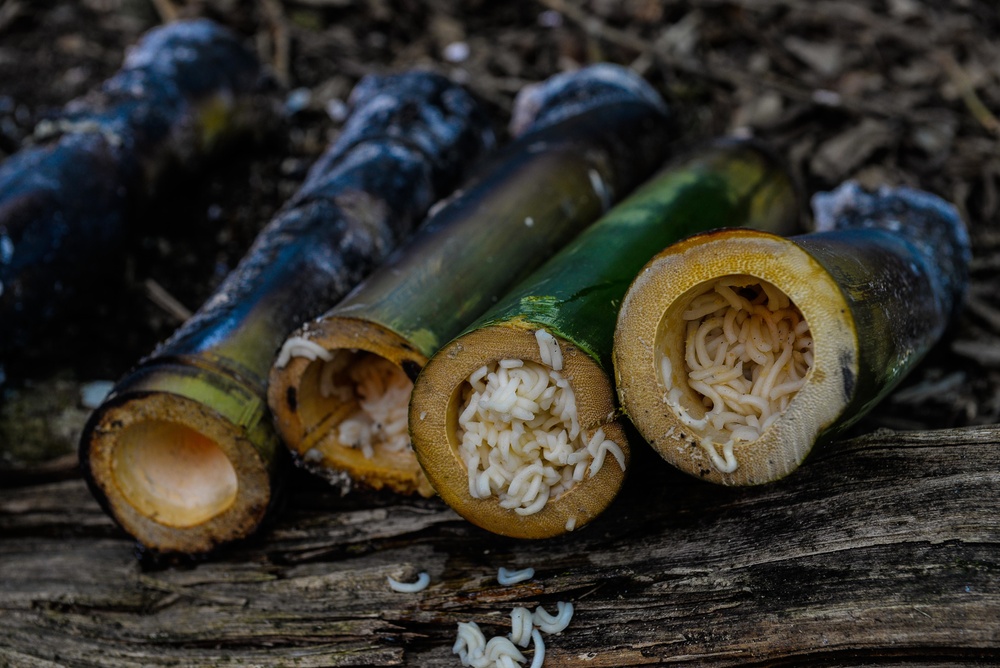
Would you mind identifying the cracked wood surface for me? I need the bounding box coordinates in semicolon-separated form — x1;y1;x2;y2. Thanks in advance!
1;425;999;667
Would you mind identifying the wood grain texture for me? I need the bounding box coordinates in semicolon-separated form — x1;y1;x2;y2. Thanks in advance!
1;425;999;667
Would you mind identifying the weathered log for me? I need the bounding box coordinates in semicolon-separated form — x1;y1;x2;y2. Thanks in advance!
1;424;998;666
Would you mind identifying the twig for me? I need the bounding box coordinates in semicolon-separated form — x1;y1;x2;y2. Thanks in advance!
149;0;179;23
260;0;292;87
937;50;1000;137
144;278;192;322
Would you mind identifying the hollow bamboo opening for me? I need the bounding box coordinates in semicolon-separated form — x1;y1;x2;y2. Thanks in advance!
614;229;858;485
112;420;238;528
268;318;433;496
412;322;628;538
654;275;813;475
84;387;272;554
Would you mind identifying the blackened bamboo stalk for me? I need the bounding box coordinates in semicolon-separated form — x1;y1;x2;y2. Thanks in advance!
614;182;970;485
267;64;672;498
79;71;493;555
409;139;799;538
0;19;271;375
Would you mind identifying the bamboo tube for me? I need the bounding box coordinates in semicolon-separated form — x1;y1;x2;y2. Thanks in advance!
79;72;493;554
0;20;271;375
409;139;799;538
614;182;970;486
267;64;673;497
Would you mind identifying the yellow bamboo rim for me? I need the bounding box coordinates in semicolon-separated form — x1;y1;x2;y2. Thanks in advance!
410;320;628;538
86;392;270;553
614;228;858;485
267;317;434;497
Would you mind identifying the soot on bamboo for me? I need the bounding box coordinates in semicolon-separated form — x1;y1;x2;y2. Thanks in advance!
0;19;271;377
80;71;493;554
268;64;672;498
614;181;970;486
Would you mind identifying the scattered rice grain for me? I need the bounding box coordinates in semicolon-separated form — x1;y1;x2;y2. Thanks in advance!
387;572;430;593
498;566;535;586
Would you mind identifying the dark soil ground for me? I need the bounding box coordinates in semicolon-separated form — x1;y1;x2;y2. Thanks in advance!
1;1;998;463
1;3;1000;665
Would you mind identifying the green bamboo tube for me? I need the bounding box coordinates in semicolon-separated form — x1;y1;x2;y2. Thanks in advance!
268;64;672;497
79;72;493;555
614;182;970;486
409;139;799;538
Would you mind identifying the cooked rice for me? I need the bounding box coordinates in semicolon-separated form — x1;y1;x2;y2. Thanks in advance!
483;637;525;668
661;276;812;473
509;607;533;648
327;355;413;460
453;599;570;667
387;572;430;593
454;621;487;666
497;567;535;586
275;335;332;368
532;602;573;634
528;631;544;668
456;330;625;515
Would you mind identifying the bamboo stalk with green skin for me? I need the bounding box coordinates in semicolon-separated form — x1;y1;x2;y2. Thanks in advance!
408;139;799;538
267;64;672;497
79;72;493;555
614;182;970;486
0;19;271;378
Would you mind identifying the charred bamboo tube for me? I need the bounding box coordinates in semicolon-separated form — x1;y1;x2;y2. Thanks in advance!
614;182;970;486
0;19;270;373
268;64;672;498
79;72;493;554
409;139;799;538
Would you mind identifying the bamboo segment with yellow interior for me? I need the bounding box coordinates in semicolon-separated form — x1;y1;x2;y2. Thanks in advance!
409;139;799;538
79;72;493;554
614;182;970;486
268;64;672;497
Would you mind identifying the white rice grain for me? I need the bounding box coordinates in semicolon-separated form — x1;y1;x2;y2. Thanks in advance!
509;606;534;647
533;601;573;634
528;629;545;668
498;567;535;586
275;336;332;368
387;572;430;593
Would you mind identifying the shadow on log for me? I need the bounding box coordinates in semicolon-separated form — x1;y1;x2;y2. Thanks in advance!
1;424;998;666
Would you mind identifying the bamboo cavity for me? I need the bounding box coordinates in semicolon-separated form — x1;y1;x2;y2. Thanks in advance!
454;333;625;516
111;421;238;528
656;275;813;474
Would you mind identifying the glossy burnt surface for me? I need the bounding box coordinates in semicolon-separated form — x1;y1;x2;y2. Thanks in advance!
0;19;267;368
268;64;671;496
80;71;493;554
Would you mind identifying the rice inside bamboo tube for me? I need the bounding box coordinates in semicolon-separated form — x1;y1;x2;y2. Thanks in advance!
80;72;493;555
614;182;970;486
409;139;800;538
268;64;672;497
